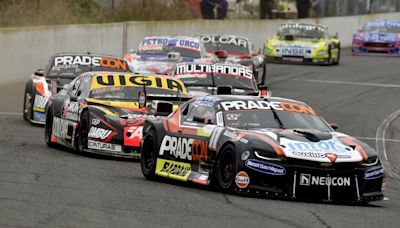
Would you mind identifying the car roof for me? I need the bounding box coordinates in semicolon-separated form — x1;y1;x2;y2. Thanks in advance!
51;52;124;60
364;20;400;25
196;34;250;41
280;23;327;29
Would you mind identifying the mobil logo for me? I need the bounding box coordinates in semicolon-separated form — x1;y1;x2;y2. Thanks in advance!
235;171;250;189
286;139;348;153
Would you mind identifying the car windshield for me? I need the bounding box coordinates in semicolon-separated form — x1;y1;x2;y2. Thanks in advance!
48;56;128;78
203;42;249;55
223;110;331;132
177;73;255;90
279;25;326;40
89;86;180;101
363;22;400;33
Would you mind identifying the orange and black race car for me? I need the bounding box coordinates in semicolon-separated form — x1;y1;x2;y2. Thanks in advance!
141;95;384;203
23;53;130;124
44;72;190;158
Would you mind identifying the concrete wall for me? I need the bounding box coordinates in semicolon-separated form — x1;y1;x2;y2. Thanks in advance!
1;12;400;85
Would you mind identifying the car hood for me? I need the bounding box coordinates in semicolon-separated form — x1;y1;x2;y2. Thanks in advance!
242;128;374;163
186;86;257;96
361;32;398;42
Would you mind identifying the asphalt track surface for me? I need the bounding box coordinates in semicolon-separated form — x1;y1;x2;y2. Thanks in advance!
1;49;400;228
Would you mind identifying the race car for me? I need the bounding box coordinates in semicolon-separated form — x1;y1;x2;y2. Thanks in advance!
352;20;400;56
264;23;340;65
44;72;190;158
124;36;214;74
23;53;130;124
197;35;266;85
169;62;269;96
141;95;384;203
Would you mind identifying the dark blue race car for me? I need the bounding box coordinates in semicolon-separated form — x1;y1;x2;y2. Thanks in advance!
352;20;400;56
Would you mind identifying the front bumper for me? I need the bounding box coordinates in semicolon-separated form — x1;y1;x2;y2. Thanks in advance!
235;160;384;203
265;56;330;65
352;42;400;56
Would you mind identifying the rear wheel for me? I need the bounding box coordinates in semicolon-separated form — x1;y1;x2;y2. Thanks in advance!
23;83;33;121
77;111;89;153
141;129;158;180
216;144;236;192
44;107;56;148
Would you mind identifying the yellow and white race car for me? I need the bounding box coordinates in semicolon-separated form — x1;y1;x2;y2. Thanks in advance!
264;23;340;65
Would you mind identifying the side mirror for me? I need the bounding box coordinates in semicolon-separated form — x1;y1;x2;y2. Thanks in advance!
155;101;173;116
34;69;44;76
258;84;270;97
332;32;339;39
329;123;338;130
70;95;78;102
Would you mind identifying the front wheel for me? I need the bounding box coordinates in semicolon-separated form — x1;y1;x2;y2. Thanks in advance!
333;45;341;65
141;129;158;180
215;144;236;192
44;107;56;148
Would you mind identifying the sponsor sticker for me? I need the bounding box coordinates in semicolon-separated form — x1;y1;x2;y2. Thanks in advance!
235;171;250;189
226;113;238;120
219;100;316;115
33;94;48;112
241;151;250;161
282;47;309;56
33;111;46;122
245;159;286;175
287;139;348;153
175;63;253;79
88;127;112;140
155;158;191;181
54;56;127;71
52;117;69;139
194;97;220;106
124;126;143;147
200;35;248;48
88;140;122;152
364;166;384;180
299;173;351;187
159;136;208;161
90;75;187;94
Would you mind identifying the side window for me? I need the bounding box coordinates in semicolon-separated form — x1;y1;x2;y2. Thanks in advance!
67;78;81;97
185;104;215;124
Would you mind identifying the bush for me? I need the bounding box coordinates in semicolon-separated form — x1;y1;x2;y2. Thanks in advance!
0;0;195;27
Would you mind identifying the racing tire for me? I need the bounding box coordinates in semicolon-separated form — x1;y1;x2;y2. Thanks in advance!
23;83;33;121
215;144;237;192
326;46;333;66
44;107;56;148
333;45;341;65
141;129;158;180
77;111;90;153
